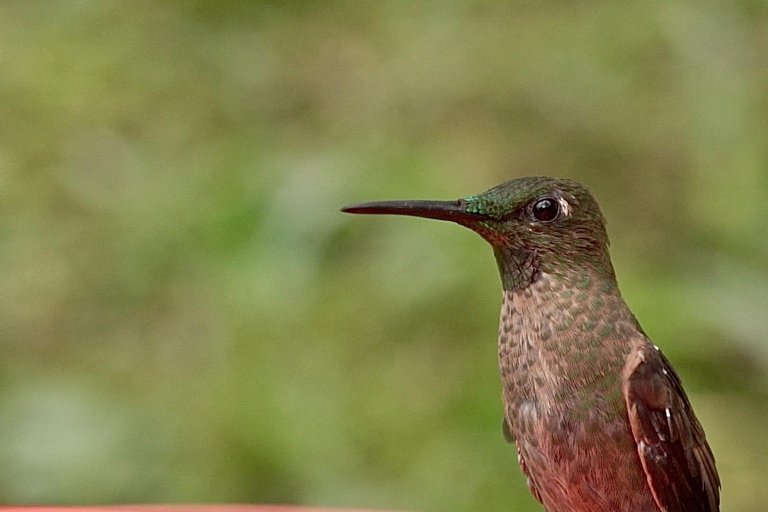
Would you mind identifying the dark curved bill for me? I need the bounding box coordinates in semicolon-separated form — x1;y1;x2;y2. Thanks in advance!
341;200;486;224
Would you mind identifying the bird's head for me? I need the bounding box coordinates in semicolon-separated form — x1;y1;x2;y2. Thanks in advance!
342;176;615;290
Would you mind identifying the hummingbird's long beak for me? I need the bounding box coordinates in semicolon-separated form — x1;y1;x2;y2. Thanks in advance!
341;199;487;224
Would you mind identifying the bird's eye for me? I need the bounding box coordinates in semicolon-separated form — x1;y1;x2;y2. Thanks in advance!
532;198;559;222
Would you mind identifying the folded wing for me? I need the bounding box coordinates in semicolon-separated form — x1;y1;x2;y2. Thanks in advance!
623;345;720;512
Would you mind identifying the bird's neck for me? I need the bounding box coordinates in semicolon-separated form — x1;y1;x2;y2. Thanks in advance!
493;246;616;292
498;266;639;395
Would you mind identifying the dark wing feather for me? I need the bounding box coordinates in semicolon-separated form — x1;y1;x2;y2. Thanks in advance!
502;417;544;504
623;345;720;512
502;417;515;443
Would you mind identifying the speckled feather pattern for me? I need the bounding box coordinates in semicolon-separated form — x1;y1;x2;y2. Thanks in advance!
499;269;658;511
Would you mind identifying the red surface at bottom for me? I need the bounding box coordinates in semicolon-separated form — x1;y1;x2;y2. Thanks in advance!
0;507;397;512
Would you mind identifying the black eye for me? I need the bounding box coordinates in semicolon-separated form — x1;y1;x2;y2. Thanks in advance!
532;198;559;222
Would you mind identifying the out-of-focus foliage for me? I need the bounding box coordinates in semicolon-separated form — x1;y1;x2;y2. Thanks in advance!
1;1;767;511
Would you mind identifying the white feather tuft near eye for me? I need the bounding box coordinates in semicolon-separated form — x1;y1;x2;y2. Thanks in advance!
557;197;571;217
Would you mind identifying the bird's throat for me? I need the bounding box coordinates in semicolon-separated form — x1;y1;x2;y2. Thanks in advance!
493;247;539;291
493;244;617;293
497;266;632;408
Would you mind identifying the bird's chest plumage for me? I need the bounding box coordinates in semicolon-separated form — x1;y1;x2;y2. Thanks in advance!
498;273;658;512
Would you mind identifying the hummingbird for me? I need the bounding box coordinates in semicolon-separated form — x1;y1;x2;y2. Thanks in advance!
342;176;720;512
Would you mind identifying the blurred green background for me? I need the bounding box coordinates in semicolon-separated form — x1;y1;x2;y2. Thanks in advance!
1;1;767;511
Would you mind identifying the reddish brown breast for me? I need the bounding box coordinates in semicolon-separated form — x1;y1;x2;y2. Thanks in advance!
498;271;658;512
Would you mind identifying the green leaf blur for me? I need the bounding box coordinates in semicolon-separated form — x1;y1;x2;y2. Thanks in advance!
1;1;766;511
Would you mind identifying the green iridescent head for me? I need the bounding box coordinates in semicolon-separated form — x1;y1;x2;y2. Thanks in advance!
342;176;614;289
